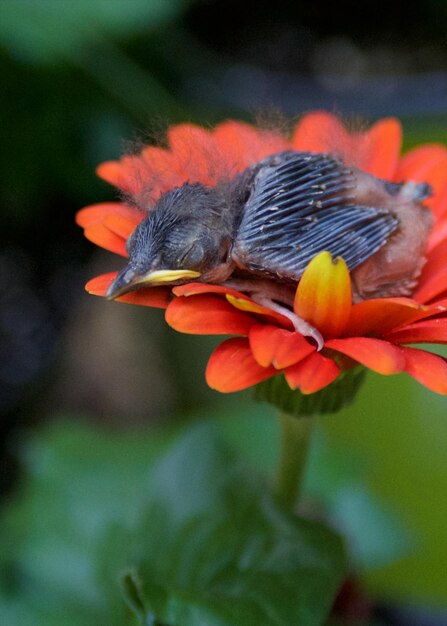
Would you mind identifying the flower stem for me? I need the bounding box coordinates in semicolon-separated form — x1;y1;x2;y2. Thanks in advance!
275;413;312;511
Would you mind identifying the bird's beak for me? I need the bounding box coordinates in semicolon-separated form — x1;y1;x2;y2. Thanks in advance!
106;267;201;300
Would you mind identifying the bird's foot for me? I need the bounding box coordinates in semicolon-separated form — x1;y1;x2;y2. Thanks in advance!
251;295;324;351
223;279;324;350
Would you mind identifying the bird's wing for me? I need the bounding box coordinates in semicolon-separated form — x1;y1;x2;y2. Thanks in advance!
232;151;399;281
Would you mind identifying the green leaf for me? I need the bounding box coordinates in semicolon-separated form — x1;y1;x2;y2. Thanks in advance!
0;419;345;626
0;0;189;64
254;368;366;417
105;422;346;626
0;419;173;626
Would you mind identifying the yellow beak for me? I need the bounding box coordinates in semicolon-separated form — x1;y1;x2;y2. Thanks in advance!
136;269;201;285
106;268;201;299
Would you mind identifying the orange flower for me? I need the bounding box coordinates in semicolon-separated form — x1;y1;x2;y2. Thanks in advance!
77;112;447;395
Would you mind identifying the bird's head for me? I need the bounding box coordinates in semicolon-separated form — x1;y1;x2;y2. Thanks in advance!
106;183;234;299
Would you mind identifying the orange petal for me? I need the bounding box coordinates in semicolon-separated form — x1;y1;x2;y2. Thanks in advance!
165;295;254;335
385;318;447;344
104;145;185;204
83;223;128;257
116;287;170;309
402;346;447;394
422;236;447;275
78;204;142;253
325;337;405;375
76;203;143;229
428;214;447;252
292;112;401;178
96;160;129;189
172;283;293;329
415;237;447;304
396;145;447;216
346;298;432;336
431;182;447;222
213;120;289;172
295;251;352;338
292;111;348;153
85;272;117;296
432;291;447;305
103;214;138;240
360;118;402;179
413;262;447;304
248;325;315;369
206;337;276;392
167;124;223;186
85;273;170;308
284;351;340;394
431;297;447;309
97;122;287;200
140;145;185;197
96;156;150;196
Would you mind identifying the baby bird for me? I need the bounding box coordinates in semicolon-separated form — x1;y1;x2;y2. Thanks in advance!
106;150;432;340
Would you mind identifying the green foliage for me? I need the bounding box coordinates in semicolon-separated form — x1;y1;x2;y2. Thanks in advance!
215;402;412;571
217;368;447;609
323;363;447;606
2;382;446;623
402;114;447;150
0;421;174;626
0;419;345;626
113;424;346;625
0;0;203;232
0;0;189;64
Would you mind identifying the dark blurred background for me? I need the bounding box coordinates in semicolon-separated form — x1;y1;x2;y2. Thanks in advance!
0;1;447;625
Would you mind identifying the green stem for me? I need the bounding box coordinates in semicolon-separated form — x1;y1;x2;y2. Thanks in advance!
275;413;312;511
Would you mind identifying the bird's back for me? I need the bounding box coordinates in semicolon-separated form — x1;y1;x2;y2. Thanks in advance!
231;150;431;299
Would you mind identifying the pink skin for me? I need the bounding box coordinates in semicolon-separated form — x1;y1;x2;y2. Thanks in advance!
350;170;433;300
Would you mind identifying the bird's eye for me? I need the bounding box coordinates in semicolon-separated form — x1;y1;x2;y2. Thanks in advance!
179;244;205;269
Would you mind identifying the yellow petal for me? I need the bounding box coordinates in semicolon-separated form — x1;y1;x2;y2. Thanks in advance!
225;295;268;315
294;251;352;339
225;295;295;328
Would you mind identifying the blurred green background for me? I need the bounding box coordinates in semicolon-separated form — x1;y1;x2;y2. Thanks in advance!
0;1;446;625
